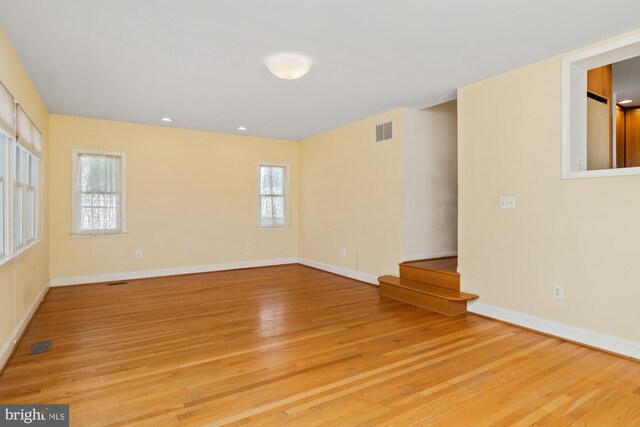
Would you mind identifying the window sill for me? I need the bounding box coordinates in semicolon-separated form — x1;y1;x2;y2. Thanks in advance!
562;166;640;179
256;225;292;229
0;239;41;269
71;231;129;238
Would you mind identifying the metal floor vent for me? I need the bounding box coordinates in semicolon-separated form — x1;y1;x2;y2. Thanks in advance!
107;281;128;286
29;340;52;355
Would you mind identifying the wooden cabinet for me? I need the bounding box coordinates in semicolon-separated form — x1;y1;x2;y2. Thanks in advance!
587;65;613;170
625;108;640;167
616;106;625;168
587;97;611;170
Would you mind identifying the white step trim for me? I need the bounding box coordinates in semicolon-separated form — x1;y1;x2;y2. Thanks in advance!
297;258;378;285
50;258;299;287
1;282;50;371
468;301;639;360
401;251;458;262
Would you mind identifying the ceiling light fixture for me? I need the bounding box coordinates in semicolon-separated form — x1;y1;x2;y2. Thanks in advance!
267;55;311;80
237;126;248;131
619;99;633;105
161;117;173;122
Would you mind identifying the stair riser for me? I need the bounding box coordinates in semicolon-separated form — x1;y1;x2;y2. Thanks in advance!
380;282;467;316
399;265;460;291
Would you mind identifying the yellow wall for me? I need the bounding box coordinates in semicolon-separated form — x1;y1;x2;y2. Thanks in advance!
49;115;298;280
0;27;49;363
299;109;404;280
458;31;640;343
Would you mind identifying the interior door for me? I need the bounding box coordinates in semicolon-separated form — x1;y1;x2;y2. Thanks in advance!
587;97;611;170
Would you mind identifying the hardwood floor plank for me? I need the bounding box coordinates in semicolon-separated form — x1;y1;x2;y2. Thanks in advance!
0;264;637;426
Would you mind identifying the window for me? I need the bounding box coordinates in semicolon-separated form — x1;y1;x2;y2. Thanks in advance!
563;33;640;178
13;104;41;250
0;82;14;260
0;88;41;264
0;134;6;257
14;146;37;247
13;144;39;248
14;145;24;247
258;164;289;227
73;151;126;235
27;152;37;241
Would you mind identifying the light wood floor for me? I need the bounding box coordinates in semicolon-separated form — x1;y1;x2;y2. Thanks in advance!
0;265;638;426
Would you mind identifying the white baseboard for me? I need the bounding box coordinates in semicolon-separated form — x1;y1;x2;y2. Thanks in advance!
50;258;299;287
297;258;379;285
468;301;640;360
1;282;50;370
401;251;458;262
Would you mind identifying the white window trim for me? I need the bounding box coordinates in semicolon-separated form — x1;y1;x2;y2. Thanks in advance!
0;134;9;264
0;175;5;260
71;149;127;236
562;32;640;179
14;144;40;251
26;153;38;244
257;162;291;229
0;137;41;268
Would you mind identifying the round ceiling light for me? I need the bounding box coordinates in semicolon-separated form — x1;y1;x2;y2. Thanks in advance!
267;56;311;80
161;117;173;122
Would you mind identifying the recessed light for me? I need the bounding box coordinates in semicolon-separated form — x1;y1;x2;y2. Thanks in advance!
267;55;311;80
619;99;633;105
161;117;173;122
237;126;248;131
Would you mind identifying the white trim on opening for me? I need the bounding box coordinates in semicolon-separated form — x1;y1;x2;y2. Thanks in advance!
562;33;640;179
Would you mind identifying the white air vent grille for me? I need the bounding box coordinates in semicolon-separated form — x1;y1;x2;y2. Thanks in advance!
376;121;393;142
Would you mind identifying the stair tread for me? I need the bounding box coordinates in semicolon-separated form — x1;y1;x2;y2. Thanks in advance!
401;257;459;276
379;275;478;301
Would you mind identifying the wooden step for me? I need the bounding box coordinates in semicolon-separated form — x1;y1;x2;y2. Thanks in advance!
403;256;458;273
400;259;460;291
378;275;478;316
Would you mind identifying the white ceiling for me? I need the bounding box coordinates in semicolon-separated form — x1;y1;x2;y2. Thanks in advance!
613;56;640;107
1;1;640;140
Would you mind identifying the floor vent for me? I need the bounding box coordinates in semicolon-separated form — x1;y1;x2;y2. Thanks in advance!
107;281;128;286
29;341;52;355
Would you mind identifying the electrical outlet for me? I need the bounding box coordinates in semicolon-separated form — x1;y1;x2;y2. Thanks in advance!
246;243;253;252
500;196;517;209
135;250;143;259
341;248;347;257
552;284;564;299
187;246;193;255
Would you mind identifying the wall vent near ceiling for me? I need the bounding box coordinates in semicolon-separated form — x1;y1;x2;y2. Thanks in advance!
376;121;393;142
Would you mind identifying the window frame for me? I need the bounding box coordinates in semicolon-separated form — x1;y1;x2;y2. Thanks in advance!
13;143;40;251
71;149;127;236
0;135;41;268
562;32;640;179
26;152;37;242
0;133;8;261
257;163;290;229
14;143;25;249
0;90;42;267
